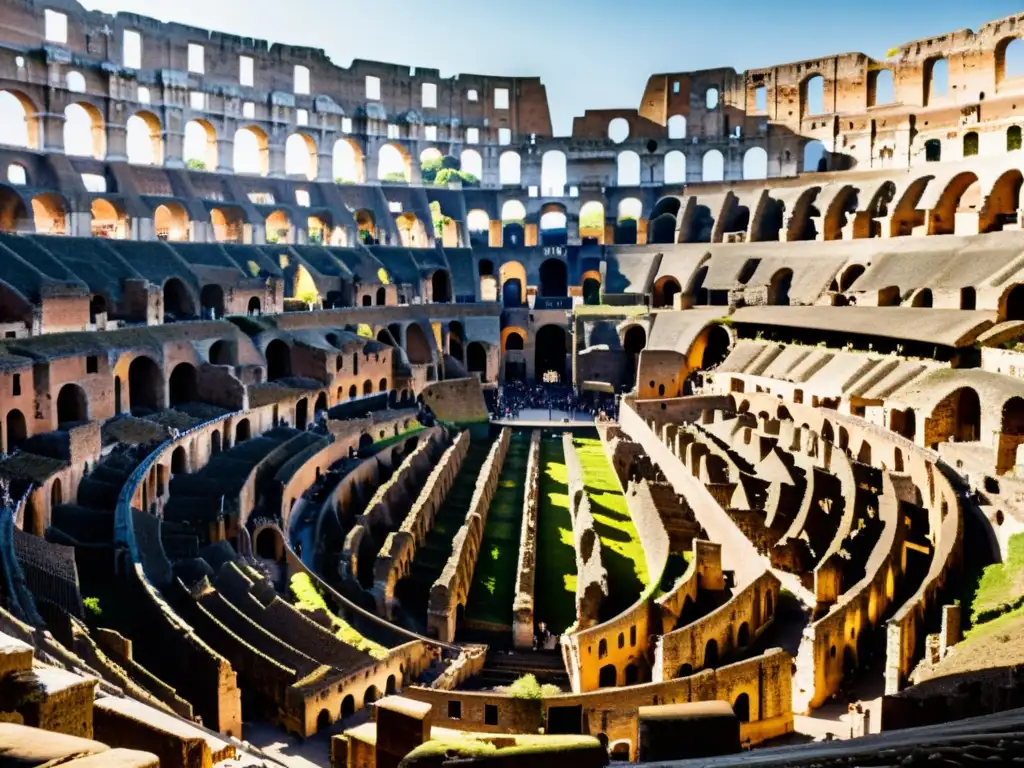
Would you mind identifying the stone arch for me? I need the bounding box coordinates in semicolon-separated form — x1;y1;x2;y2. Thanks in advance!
0;90;40;149
540;206;568;246
616;197;643;244
125;111;164;166
405;323;432;365
911;288;933;308
128;356;163;413
395;211;427;247
56;383;88;426
341;695;355;719
582;270;601;305
162;276;195;318
664;150;686;185
803;73;825;116
579;200;605;243
171;446;186;474
266;339;292;381
333;138;365;183
743;147;768;180
869;69;895;106
1001;283;1024;322
285;132;317;180
210;206;245;243
653;276;681;308
90;295;108;322
265;209;291;244
200;284;225;318
91;198;127;239
503;328;525;352
733;692;750;722
499;151;521;185
1008;125;1022;152
316;710;331;731
704;638;718;667
154;203;189;242
930;172;981;235
430;270;451;303
768;268;793;306
983;169;1024;233
925;57;949;104
539;258;568;297
617;151;641;186
5;409;26;452
183;119;217;170
535;325;568;382
608;117;629;143
378;142;410;182
839;264;865;291
168;363;198;406
804;140;826;172
247;296;261;314
460;148;482;179
363;685;379;708
928;386;981;447
667;114;687;139
64;102;105;159
499;260;526;307
598;665;616;688
702;150;724;182
541;150;567;196
467;342;487;379
233;125;269;175
30;193;67;235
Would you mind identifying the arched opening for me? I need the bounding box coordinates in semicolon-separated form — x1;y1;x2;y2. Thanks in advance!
768;269;794;306
663;150;686;185
870;69;895;106
667;115;687;140
925;57;949;104
171;446;186;474
362;379;373;396
467;342;487;379
378;378;388;392
608;117;630;143
623;325;647;387
702;150;724;182
114;376;122;414
168;363;198;406
839;264;865;292
386;675;397;696
624;665;639;685
235;418;251;443
540;208;567;246
90;198;126;239
582;274;601;305
333;138;364;183
363;685;379;708
535;325;568;382
431;270;451;303
925;139;942;163
505;332;524;351
5;409;26;452
911;288;933;308
285;132;317;180
541;150;567;197
704;638;719;667
460;148;482;180
405;323;432;365
499;151;521;186
183;119;217;170
803;74;825;115
0;90;38;149
1008;126;1022;152
316;710;331;731
616;198;643;245
341;695;355;719
56;383;87;426
539;258;568;297
963;131;979;158
31;193;66;235
803;140;826;172
295;398;308;430
200;285;225;319
736;622;750;648
501;200;527;247
733;693;750;723
617;151;640;187
154;203;189;242
1003;284;1024;322
266;339;291;381
700;325;731;369
929;387;981;447
247;296;261;315
396;211;427;247
653;276;681;309
598;665;617;688
500;261;526;307
162;277;195;319
233;126;269;175
377;143;410;183
125;111;163;166
128;356;162;413
743;147;768;180
265;209;291;244
255;527;280;560
579;201;605;243
210;206;244;244
64;103;105;159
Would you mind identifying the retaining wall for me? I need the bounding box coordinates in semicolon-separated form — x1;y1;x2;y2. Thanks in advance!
512;429;542;650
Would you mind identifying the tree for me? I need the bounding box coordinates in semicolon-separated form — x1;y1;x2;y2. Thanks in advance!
435;168;479;187
186;158;207;171
381;171;408;183
420;154;445;184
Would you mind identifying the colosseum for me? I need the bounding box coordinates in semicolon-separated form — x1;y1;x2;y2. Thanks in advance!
0;0;1022;765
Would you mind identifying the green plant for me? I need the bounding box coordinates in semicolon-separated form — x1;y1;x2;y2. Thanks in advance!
186;158;207;171
420;154;445;184
289;573;387;659
381;171;408;183
505;673;561;700
886;46;900;58
434;168;479;187
84;596;102;618
335;176;355;184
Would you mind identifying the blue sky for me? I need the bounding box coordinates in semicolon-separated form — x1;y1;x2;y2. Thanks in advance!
81;0;1024;134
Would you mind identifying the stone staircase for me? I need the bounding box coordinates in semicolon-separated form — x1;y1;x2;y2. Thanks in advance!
467;649;571;691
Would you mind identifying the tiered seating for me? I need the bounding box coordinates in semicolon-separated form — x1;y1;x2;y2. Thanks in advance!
26;235;139;306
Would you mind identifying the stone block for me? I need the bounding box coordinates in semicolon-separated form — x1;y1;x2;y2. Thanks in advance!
375;696;432;768
11;666;96;739
638;701;740;761
63;747;162;767
0;634;33;680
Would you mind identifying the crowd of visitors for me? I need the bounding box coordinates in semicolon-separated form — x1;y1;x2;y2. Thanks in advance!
484;382;619;422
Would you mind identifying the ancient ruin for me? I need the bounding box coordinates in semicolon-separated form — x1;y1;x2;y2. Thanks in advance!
0;0;1023;765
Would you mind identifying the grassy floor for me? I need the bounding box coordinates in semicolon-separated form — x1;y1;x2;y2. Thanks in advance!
972;533;1024;623
534;436;577;633
916;603;1024;684
465;432;529;625
573;436;649;620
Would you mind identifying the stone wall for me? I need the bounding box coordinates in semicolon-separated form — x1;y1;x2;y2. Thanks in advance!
420;378;489;425
654;539;726;634
562;434;608;631
403;648;794;759
512;430;542;650
428;429;511;642
373;430;471;617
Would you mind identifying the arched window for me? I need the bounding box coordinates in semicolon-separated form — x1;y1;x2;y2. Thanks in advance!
870;69;895;106
705;87;719;110
664;150;686;184
925;139;942;163
285;133;317;179
803;140;826;172
0;91;35;148
541;151;567;197
233;127;268;175
460;149;482;180
183;120;216;170
667;115;686;140
926;58;949;104
702;150;724;182
804;75;824;115
378;143;408;182
608;118;629;144
333;138;363;183
499;151;521;185
617;151;640;186
742;147;768;180
963;131;979;158
64;103;104;159
1008;126;1022;152
125;112;162;166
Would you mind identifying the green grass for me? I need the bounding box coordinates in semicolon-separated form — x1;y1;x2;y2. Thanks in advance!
465;431;528;625
573;436;649;620
534;436;577;634
972;533;1024;623
289;572;388;659
371;425;425;452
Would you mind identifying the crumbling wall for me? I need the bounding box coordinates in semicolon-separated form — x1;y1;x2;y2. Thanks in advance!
654;539;726;634
420;378;489;425
512;430;542;650
428;429;511;642
372;430;471;617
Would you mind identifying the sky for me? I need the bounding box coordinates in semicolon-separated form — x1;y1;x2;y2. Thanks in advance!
79;0;1024;135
